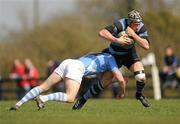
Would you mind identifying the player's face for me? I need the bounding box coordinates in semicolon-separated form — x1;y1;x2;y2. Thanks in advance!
129;22;140;32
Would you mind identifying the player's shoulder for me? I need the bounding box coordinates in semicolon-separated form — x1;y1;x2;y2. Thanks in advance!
137;22;148;33
115;18;127;23
86;52;113;59
102;53;114;59
114;18;128;31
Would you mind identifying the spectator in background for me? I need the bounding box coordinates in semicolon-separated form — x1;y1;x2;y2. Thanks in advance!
160;46;179;91
9;59;30;100
24;58;39;89
46;60;64;92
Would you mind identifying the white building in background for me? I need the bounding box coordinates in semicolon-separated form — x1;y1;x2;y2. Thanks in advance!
0;0;76;39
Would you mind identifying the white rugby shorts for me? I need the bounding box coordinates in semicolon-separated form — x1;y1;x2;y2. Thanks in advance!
54;59;85;83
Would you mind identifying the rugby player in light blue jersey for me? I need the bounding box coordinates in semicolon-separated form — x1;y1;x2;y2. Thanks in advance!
9;53;126;111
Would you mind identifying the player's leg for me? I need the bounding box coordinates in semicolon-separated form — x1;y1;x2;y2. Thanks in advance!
83;72;113;99
130;61;150;107
65;78;81;102
38;60;83;106
35;78;80;110
37;60;84;110
9;72;62;111
39;78;80;104
72;72;113;110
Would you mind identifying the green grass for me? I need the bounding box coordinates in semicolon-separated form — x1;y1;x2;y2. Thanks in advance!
0;99;180;124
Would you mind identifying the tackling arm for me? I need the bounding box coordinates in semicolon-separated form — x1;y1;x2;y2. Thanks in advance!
112;69;126;98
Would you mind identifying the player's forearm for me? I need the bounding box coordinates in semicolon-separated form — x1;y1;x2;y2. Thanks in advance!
119;81;126;96
99;29;119;43
113;77;126;98
133;34;149;50
113;70;126;95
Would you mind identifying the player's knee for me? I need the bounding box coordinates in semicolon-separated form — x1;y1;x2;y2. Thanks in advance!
134;70;146;82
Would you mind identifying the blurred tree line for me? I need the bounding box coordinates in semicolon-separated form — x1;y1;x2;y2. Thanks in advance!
0;0;180;77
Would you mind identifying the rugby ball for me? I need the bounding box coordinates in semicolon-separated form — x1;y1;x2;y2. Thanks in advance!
118;31;134;45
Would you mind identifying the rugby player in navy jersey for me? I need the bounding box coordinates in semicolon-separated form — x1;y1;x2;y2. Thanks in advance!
73;10;150;110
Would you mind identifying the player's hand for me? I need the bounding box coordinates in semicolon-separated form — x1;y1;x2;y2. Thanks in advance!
117;36;131;46
117;93;125;99
125;26;136;37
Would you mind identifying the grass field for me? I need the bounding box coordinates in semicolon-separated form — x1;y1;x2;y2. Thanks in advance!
0;99;180;124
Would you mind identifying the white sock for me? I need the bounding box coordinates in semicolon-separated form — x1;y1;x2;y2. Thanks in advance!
40;92;67;103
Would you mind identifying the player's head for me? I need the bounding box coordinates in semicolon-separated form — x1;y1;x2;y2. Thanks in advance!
128;10;142;24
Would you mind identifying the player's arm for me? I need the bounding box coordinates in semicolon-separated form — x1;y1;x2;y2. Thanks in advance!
98;22;130;46
126;26;150;50
107;55;126;98
108;55;126;98
112;69;126;98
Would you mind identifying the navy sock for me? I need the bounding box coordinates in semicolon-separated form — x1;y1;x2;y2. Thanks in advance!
83;81;104;100
136;81;145;95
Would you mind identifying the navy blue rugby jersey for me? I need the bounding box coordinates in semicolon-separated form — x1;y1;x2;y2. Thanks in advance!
105;18;149;55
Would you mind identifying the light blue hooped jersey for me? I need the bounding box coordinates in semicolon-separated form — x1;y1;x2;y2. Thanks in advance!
79;53;118;76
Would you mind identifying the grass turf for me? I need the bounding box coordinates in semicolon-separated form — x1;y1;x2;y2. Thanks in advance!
0;99;180;124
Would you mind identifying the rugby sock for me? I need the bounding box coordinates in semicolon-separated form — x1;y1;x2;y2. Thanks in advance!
83;81;104;100
39;92;67;102
16;86;41;107
136;81;145;95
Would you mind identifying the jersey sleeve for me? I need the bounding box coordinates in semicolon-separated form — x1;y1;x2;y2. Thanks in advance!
107;56;119;72
138;25;150;43
105;20;123;36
